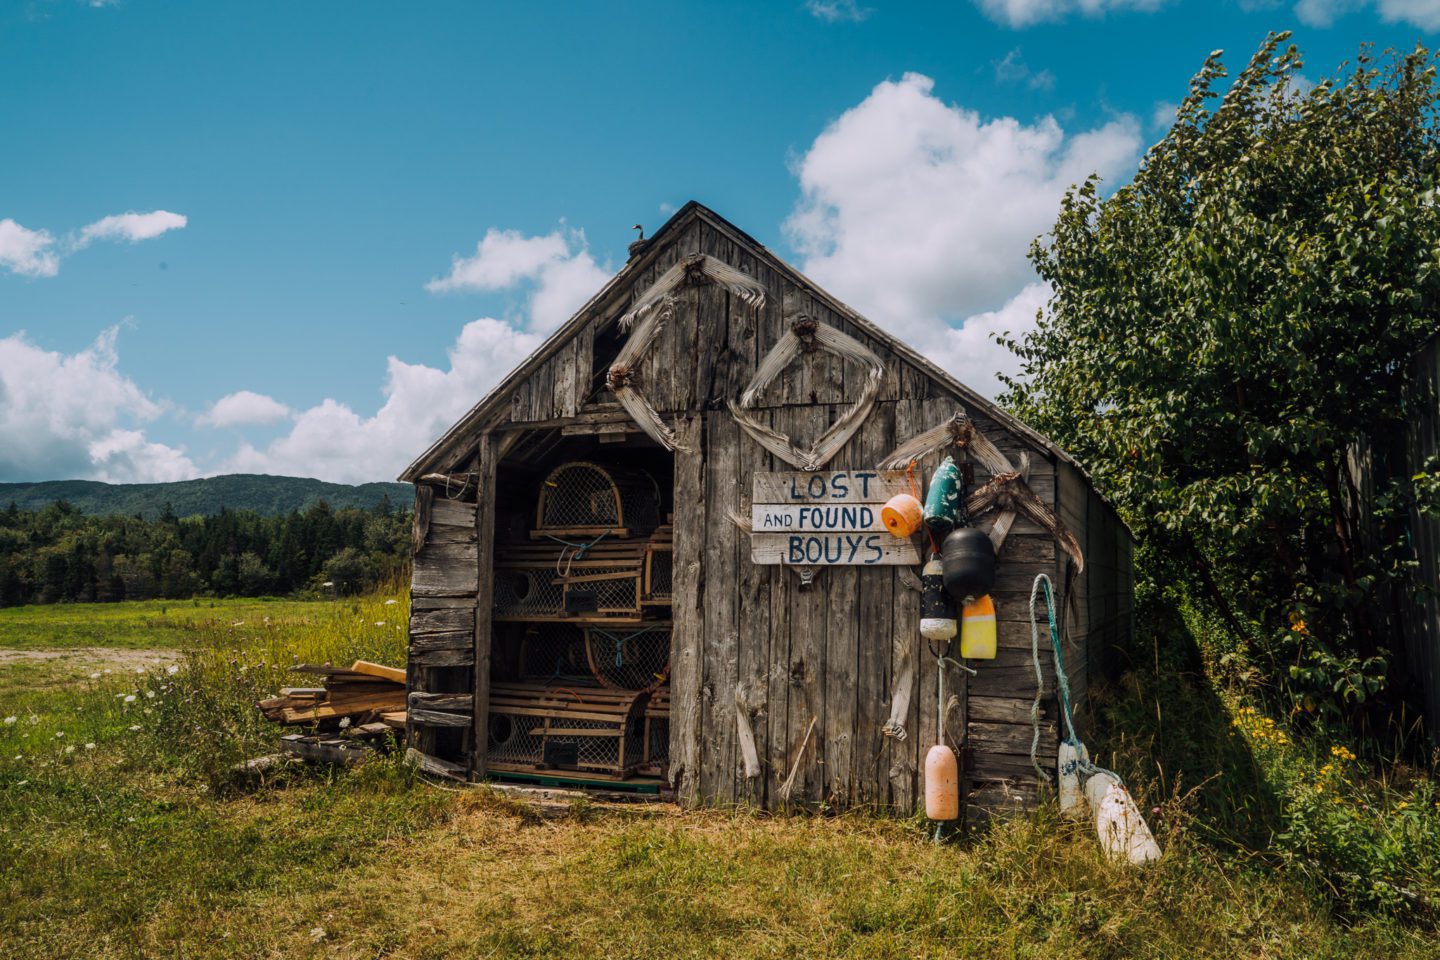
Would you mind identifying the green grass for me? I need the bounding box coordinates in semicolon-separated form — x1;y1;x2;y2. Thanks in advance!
0;592;1437;958
0;596;349;651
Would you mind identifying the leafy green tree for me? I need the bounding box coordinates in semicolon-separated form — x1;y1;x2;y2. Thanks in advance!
1002;35;1440;725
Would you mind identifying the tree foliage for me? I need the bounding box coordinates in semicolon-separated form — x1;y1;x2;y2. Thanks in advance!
1002;35;1440;723
0;498;410;606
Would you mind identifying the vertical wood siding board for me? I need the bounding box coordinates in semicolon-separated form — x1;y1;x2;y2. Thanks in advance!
826;563;859;806
471;433;498;778
734;395;772;805
555;339;578;419
886;395;920;813
700;412;741;803
851;398;895;807
782;407;826;804
779;281;806;407
670;416;707;804
575;321;595;407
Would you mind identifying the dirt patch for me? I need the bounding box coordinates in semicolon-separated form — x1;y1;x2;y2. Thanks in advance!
0;647;182;669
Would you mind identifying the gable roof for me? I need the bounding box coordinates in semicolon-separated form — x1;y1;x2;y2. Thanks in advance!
399;201;1081;483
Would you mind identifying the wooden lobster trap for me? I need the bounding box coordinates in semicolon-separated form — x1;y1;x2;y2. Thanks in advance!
534;461;661;538
642;520;673;606
638;687;670;778
493;540;648;620
486;682;649;779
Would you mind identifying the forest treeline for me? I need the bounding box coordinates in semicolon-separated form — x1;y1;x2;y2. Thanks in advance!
0;498;411;606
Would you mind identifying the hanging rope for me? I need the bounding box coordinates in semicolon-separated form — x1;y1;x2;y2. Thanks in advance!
548;531;610;578
1029;572;1122;787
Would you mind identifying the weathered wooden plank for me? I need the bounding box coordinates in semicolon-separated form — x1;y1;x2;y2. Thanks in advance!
431;498;477;527
472;433;498;779
669;415;706;804
409;630;472;653
735;391;773;806
969;695;1055;725
410;606;475;636
750;532;920;566
410;707;473;728
753;470;909;504
969;720;1057;757
751;503;888;533
410;647;475;668
853;399;895;808
409;692;474;711
412;552;478;598
700;411;740;804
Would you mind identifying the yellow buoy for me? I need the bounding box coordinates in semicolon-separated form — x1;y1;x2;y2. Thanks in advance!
924;744;959;821
960;595;997;659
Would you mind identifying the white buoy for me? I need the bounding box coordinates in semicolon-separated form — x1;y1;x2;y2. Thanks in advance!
1057;741;1089;819
1084;774;1162;866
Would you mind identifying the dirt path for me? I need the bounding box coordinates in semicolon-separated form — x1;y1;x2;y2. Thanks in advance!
0;647;182;669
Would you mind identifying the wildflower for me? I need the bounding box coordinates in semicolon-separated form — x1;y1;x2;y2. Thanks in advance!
339;717;351;729
84;743;95;751
1330;745;1356;762
374;621;386;627
166;665;179;675
385;599;398;605
54;731;64;738
145;691;156;699
135;667;144;674
128;725;141;732
2;716;15;726
89;672;101;680
124;695;136;704
27;715;37;724
64;745;75;755
309;927;327;942
231;621;245;627
1398;800;1410;810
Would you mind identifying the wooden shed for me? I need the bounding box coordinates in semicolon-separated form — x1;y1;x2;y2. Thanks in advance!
398;202;1133;819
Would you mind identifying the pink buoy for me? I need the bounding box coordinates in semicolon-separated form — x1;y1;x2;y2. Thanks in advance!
924;744;959;821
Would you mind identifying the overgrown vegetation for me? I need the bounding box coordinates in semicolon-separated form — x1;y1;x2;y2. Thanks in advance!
1002;35;1440;729
1;594;1437;956
0;498;410;606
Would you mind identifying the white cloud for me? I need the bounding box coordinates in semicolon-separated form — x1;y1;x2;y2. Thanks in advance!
1295;0;1440;29
786;72;1139;398
0;219;60;278
806;0;872;22
197;391;292;429
973;0;1169;27
0;327;195;482
222;318;547;483
993;48;1055;91
76;210;188;248
1151;100;1178;130
931;283;1050;399
222;226;608;483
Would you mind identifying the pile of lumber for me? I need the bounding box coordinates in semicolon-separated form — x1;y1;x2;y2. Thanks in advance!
257;660;407;729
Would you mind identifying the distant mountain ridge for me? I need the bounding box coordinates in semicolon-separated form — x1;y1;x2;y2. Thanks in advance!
0;474;411;519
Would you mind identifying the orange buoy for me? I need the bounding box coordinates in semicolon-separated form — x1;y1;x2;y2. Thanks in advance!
924;744;960;820
881;493;924;538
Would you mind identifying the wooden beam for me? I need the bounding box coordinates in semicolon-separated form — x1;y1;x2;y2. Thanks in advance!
472;431;498;780
669;414;705;805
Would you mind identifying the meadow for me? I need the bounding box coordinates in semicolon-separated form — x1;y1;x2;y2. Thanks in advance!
1;591;1437;959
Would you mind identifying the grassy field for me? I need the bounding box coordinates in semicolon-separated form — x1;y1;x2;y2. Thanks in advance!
1;594;1437;958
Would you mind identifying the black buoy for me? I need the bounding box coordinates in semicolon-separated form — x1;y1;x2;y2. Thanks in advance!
940;527;995;603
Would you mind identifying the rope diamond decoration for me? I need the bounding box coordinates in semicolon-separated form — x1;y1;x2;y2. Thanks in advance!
728;315;886;471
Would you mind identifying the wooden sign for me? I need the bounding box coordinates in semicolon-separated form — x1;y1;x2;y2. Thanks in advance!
750;470;920;566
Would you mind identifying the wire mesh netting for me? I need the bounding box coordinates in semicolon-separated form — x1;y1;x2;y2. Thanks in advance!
644;546;673;601
536;462;661;533
585;624;671;691
642;715;670;775
494;567;566;618
487;710;646;777
517;623;592;684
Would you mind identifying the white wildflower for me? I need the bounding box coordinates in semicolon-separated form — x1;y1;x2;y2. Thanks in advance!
145;690;156;699
128;725;141;732
89;672;101;680
27;715;38;724
374;621;386;627
54;731;64;738
84;742;95;751
338;717;351;729
384;598;397;605
64;745;75;755
2;716;15;726
135;667;144;674
166;665;179;675
231;621;244;627
103;669;112;675
309;927;327;942
127;817;135;823
124;695;136;704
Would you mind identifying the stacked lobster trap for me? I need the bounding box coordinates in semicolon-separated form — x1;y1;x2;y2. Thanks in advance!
486;461;674;781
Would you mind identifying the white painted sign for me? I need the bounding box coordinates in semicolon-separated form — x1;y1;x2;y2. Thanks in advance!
750;470;919;565
751;503;887;533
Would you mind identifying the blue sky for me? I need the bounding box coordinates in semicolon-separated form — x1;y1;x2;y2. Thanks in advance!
1;0;1433;483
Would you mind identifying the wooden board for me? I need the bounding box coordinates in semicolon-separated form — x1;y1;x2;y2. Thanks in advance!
750;532;919;566
751;503;887;533
350;660;406;684
752;470;910;504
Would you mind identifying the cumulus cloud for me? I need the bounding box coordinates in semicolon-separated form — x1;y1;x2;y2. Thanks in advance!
221;318;547;483
1294;0;1440;29
806;0;872;22
0;327;195;482
0;219;60;278
197;391;292;429
973;0;1168;27
76;210;188;248
930;283;1050;397
221;226;608;482
786;72;1139;397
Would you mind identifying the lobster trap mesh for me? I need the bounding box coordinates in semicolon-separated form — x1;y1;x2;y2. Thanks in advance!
536;462;660;533
517;623;593;685
644;547;673;601
585;624;671;691
494;567;566;618
486;710;645;777
643;715;670;775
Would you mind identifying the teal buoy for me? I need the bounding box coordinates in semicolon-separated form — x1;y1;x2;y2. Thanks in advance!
923;456;962;538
